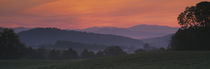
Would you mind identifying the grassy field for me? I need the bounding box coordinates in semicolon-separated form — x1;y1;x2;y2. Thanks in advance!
1;51;210;69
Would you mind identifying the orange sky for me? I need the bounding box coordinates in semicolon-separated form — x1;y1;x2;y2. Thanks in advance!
0;0;207;29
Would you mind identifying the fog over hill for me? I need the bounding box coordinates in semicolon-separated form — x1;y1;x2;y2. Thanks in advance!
142;34;173;48
82;24;178;39
13;27;31;33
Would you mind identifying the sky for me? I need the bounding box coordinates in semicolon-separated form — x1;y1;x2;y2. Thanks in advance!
0;0;207;29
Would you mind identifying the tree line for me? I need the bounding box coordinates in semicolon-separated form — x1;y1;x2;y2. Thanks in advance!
24;46;127;59
0;28;127;59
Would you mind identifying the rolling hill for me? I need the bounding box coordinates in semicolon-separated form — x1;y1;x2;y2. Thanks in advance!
18;28;144;51
35;40;107;51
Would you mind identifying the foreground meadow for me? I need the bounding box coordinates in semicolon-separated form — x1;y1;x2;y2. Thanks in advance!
1;51;210;69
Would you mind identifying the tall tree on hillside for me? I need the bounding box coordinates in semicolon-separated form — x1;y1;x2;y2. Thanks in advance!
24;47;37;59
104;46;126;56
48;49;60;59
95;50;104;57
80;49;95;58
143;43;153;51
62;48;78;59
134;48;144;53
36;47;48;59
0;28;26;59
170;1;210;50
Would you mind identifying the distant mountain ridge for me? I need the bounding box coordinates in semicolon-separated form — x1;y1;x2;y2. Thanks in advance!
13;27;31;33
18;28;144;51
12;24;178;39
82;24;178;39
0;27;30;33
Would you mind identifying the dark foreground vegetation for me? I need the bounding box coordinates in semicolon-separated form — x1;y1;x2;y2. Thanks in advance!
170;1;210;50
0;28;163;59
1;51;210;69
0;28;127;59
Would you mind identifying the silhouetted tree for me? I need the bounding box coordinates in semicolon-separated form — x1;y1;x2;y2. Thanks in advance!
36;47;48;59
62;48;78;59
0;28;26;59
177;1;210;29
134;48;144;53
170;1;210;50
95;50;104;57
80;49;95;58
104;46;126;56
143;43;150;50
48;49;60;59
159;47;166;51
24;47;37;59
143;43;155;51
88;51;95;58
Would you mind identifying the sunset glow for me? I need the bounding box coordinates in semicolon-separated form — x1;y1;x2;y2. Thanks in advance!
0;0;206;29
